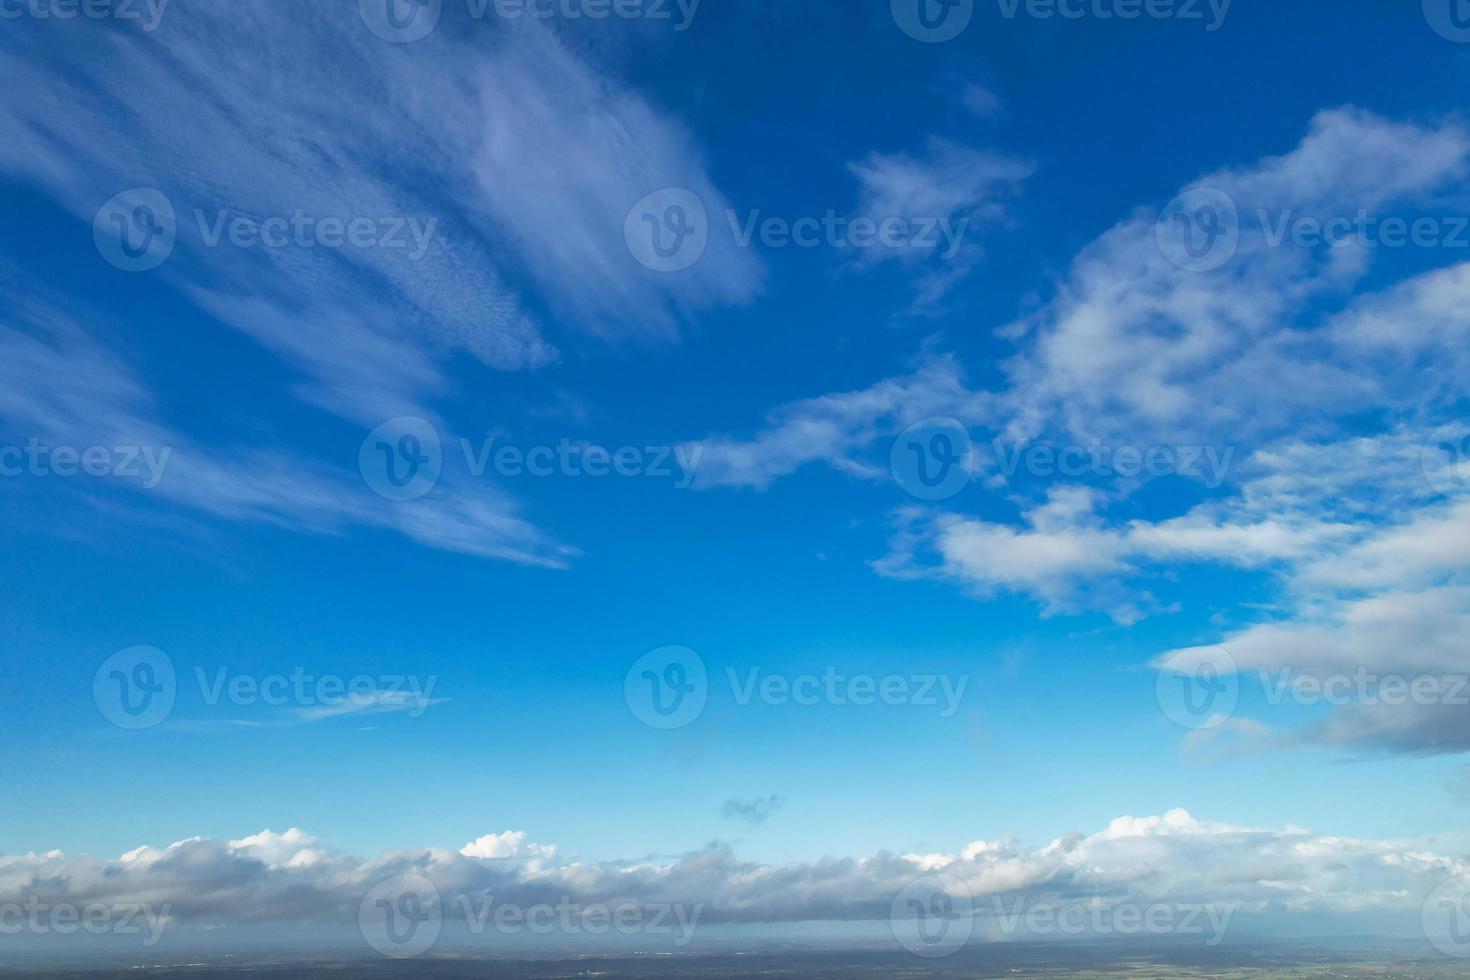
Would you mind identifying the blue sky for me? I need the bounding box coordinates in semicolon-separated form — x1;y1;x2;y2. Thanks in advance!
4;0;1470;959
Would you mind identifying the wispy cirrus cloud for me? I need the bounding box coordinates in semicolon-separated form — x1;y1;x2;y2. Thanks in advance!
0;279;572;566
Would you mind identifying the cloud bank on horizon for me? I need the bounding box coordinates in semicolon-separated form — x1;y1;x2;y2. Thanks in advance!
3;810;1464;944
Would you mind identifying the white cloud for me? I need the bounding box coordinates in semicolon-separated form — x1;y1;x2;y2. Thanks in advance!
470;24;764;334
3;812;1463;943
0;283;573;566
684;354;990;490
848;138;1032;309
1001;107;1470;446
0;3;757;422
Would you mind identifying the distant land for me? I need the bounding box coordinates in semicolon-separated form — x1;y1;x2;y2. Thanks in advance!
4;941;1464;980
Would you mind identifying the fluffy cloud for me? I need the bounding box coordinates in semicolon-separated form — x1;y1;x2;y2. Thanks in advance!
1000;108;1470;446
3;812;1463;947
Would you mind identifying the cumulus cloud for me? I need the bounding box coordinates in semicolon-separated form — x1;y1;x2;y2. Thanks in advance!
2;811;1463;948
1000;107;1470;446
